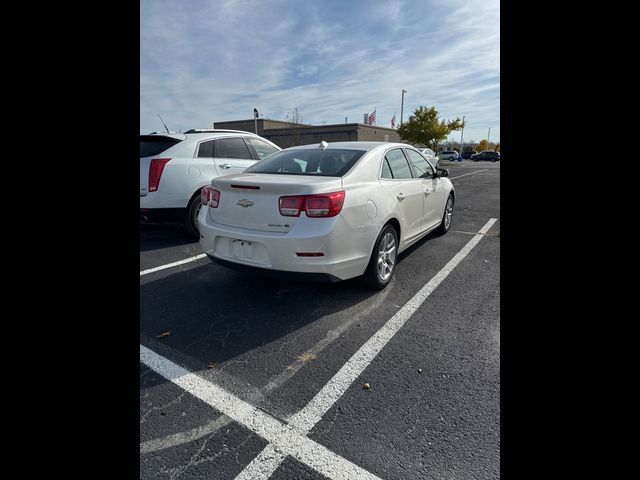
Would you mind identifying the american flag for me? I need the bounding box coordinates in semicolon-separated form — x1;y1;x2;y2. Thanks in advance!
391;114;396;128
368;109;376;125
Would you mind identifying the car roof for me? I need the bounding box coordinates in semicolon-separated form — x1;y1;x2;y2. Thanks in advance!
142;130;264;142
285;141;416;153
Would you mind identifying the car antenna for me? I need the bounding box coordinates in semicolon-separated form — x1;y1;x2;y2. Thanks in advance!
157;115;170;133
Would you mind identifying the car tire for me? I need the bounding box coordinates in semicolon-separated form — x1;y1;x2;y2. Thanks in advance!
183;193;203;239
363;224;399;290
436;194;454;234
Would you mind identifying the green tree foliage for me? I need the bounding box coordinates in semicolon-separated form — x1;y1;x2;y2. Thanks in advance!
397;106;464;150
476;139;497;152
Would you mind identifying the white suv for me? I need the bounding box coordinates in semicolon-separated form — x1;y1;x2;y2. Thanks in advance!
140;129;281;237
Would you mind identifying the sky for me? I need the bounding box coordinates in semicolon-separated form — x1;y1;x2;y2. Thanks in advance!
140;0;500;143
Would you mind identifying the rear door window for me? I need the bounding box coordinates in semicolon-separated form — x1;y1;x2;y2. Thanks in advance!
381;157;393;179
215;138;253;159
384;149;413;179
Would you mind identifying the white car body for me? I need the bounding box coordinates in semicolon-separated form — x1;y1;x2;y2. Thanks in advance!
198;141;454;284
140;129;281;234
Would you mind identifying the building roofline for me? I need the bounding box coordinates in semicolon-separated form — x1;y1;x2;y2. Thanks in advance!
214;118;398;132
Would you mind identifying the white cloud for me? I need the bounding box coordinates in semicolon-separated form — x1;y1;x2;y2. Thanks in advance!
140;0;499;141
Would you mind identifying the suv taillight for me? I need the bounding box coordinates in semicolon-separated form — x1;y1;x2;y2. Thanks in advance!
148;158;171;192
279;191;345;217
201;186;220;208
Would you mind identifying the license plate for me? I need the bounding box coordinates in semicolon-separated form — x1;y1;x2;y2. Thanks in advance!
231;240;253;259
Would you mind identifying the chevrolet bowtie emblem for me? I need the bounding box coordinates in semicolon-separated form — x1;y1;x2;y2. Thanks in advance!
236;199;254;207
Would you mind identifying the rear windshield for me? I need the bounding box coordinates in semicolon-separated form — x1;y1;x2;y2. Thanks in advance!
244;148;367;177
140;136;182;158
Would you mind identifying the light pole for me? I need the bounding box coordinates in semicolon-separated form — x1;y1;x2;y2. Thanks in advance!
460;115;465;154
488;127;491;144
400;89;407;125
254;108;259;134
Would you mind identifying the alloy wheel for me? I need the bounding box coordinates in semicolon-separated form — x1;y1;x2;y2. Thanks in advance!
377;232;397;281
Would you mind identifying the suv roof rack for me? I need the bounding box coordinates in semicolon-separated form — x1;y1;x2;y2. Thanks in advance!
184;128;255;134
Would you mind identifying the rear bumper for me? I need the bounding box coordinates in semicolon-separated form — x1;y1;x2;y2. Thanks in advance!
140;208;186;224
206;254;342;283
198;209;373;281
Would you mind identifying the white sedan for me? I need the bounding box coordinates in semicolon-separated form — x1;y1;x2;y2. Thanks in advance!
198;141;455;289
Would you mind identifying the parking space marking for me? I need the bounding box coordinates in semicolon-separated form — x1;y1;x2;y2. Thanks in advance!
140;253;207;276
451;229;499;236
449;169;489;180
140;345;381;480
140;288;391;454
234;217;498;479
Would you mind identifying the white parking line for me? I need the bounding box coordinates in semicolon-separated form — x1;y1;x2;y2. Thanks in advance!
140;253;207;276
449;169;489;180
140;288;392;454
140;345;381;480
234;217;498;479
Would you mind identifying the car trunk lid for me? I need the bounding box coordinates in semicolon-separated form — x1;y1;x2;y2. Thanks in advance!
209;173;343;233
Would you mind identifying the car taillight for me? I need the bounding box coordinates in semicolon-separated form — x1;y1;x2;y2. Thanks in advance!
305;191;345;217
279;191;345;218
279;195;305;216
148;158;171;192
201;186;220;208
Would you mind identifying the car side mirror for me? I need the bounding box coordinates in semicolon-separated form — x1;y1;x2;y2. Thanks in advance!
436;168;449;177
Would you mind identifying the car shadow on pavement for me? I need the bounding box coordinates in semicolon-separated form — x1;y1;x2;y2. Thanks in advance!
140;225;197;252
140;263;378;388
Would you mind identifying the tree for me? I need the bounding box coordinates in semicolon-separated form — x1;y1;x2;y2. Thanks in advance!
476;139;497;152
397;106;464;151
285;107;305;146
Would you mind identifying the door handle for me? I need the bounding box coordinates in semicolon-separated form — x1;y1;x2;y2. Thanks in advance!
424;189;432;195
397;193;406;200
219;163;232;169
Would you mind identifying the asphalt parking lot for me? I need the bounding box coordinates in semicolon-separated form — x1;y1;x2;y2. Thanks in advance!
140;160;500;479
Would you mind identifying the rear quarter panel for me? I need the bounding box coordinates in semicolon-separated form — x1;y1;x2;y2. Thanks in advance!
341;149;403;258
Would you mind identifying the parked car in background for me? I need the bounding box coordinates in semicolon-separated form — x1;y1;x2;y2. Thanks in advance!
420;147;439;167
461;150;477;160
199;142;454;290
471;150;500;162
437;150;460;161
140;129;281;237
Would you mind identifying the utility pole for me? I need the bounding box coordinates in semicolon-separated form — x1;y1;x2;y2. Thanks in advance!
460;115;465;152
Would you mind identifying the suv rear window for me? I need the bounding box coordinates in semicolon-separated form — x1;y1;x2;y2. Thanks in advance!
140;136;181;158
245;149;366;177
